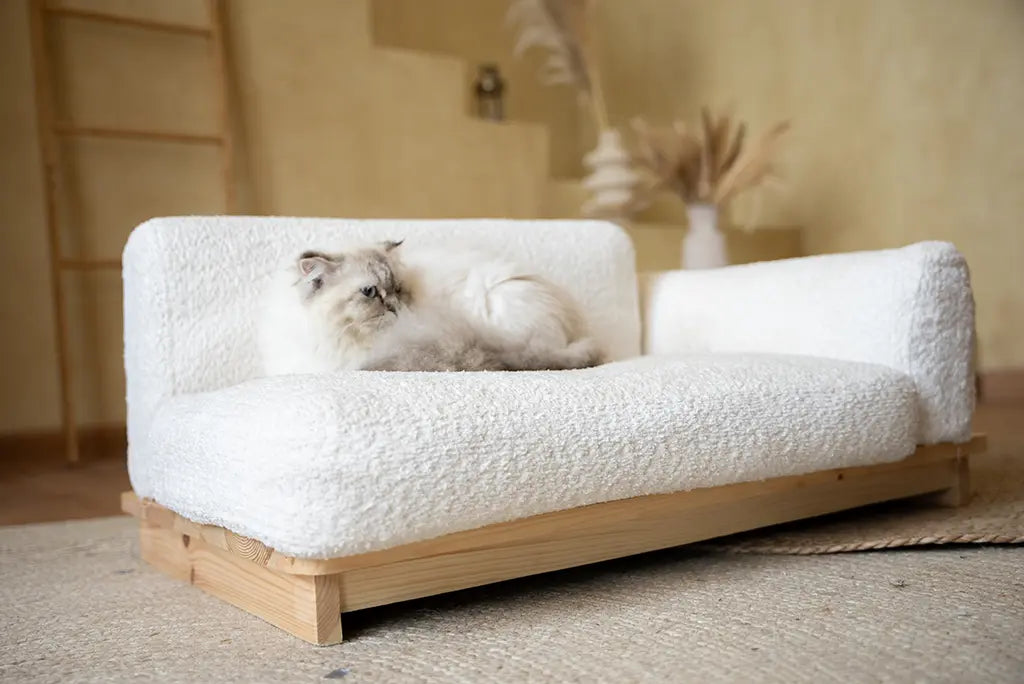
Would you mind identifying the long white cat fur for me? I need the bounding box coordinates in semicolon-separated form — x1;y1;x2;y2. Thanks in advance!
257;241;602;374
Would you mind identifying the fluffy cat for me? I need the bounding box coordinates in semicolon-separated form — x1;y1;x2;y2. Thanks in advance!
257;240;602;374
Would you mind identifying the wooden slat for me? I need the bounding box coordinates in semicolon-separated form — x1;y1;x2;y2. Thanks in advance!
29;0;79;464
53;124;224;146
120;490;142;518
122;436;986;579
929;446;972;507
139;523;342;645
334;453;966;611
59;258;120;270
127;437;985;641
44;5;212;37
291;438;981;575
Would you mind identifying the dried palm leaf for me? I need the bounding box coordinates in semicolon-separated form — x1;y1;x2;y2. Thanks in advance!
672;120;703;199
711;114;732;171
713;120;791;204
700;107;718;186
631;118;678;180
719;121;746;176
507;0;608;129
631;112;790;207
697;130;713;201
631;118;688;200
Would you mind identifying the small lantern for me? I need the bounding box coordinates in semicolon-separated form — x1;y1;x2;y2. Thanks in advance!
474;64;506;122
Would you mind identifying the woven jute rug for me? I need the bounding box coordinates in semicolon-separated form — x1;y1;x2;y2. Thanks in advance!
707;451;1024;554
4;517;1023;682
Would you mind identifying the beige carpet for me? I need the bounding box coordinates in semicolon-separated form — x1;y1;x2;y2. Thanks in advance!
2;516;1022;683
709;451;1024;554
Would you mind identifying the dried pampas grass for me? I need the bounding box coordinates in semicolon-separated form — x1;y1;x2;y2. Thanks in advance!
632;108;789;205
506;0;608;130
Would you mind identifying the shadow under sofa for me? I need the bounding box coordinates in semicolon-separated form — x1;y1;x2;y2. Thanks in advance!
120;217;981;645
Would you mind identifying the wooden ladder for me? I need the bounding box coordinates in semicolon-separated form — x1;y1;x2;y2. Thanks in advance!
28;0;236;463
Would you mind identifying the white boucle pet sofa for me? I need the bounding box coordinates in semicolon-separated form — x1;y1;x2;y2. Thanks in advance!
121;216;983;645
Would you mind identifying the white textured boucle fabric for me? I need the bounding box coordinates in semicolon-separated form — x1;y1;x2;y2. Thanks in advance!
641;241;975;444
122;217;639;464
137;354;918;558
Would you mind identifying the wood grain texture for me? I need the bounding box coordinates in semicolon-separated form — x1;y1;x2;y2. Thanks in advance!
928;446;972;507
138;523;341;645
316;438;982;576
125;437;985;578
333;449;973;611
126;436;984;642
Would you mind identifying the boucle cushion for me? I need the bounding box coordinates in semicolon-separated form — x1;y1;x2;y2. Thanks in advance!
122;217;640;463
133;354;919;558
641;241;975;444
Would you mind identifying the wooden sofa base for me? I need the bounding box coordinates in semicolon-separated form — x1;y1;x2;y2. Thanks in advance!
122;436;984;645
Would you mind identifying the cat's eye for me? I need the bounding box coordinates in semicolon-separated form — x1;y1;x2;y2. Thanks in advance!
360;285;378;298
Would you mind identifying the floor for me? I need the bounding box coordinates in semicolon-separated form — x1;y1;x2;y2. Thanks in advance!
0;402;1021;526
2;403;1021;682
0;437;130;526
4;515;1022;682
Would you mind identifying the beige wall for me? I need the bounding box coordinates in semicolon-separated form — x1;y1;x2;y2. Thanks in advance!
367;0;1024;371
372;0;585;177
2;0;229;433
2;0;1021;434
594;0;1024;370
1;0;60;434
0;0;550;433
227;0;548;219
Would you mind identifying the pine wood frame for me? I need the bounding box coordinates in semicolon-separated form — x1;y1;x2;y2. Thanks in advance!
122;436;984;645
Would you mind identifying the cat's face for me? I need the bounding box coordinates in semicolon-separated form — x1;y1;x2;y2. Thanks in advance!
294;241;410;344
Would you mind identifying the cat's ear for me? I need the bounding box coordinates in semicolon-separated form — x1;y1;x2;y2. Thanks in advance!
297;251;340;277
379;240;404;253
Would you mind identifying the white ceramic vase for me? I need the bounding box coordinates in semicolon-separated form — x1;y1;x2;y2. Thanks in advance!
683;203;728;269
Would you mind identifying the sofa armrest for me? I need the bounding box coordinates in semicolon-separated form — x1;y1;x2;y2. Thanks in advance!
639;241;976;444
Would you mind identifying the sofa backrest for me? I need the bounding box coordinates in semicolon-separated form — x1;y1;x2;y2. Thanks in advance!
122;217;640;454
640;241;976;444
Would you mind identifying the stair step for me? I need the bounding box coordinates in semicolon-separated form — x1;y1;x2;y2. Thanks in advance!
369;0;583;177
